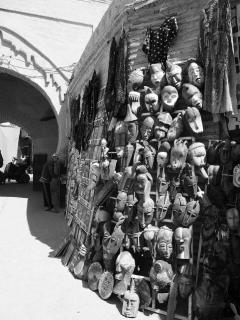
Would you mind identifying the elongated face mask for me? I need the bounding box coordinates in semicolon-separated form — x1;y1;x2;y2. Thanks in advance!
188;62;204;88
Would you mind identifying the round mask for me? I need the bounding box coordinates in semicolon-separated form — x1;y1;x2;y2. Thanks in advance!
161;85;179;113
187;61;204;88
166;62;183;90
149;63;165;87
226;207;239;231
140;116;154;141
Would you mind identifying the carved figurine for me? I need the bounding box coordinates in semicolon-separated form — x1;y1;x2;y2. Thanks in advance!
160;85;179;113
165;62;183;90
144;87;160;114
102;211;126;271
122;280;140;318
113;251;136;296
154;112;172;141
182;83;203;109
174;227;192;260
185;60;204;88
149;260;174;304
155;226;173;261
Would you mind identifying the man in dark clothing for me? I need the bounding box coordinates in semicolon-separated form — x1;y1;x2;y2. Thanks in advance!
39;158;53;210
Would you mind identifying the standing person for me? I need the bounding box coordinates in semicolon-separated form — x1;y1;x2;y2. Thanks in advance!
49;153;62;213
39;158;53;211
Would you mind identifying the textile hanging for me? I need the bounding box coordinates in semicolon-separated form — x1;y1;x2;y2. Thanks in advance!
198;0;238;120
142;16;178;69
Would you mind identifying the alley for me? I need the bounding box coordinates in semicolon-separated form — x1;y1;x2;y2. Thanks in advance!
0;182;158;320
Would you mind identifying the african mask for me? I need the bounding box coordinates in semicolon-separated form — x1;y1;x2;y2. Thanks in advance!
174;227;192;260
128;68;144;91
187;61;204;88
157;141;171;168
143;144;156;170
226;208;239;231
137;197;155;229
128;91;141;115
149;260;174;304
124;109;139;143
134;167;153;200
161;85;179;113
149;63;165;87
188;142;206;167
87;162;100;191
113;251;135;296
156;191;171;221
122;283;140;318
155;226;173;260
170;139;188;171
178;263;193;299
173;193;200;227
167;112;184;142
115;191;128;212
140;116;154;141
154;112;172;140
165;62;183;90
115;121;127;158
144;88;160;114
183;107;203;136
182;83;203;109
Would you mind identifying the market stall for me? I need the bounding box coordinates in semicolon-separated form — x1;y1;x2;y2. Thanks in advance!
55;0;240;319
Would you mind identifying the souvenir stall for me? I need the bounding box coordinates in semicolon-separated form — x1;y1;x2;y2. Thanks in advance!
55;0;240;319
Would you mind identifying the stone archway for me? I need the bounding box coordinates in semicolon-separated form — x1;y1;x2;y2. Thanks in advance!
0;26;70;153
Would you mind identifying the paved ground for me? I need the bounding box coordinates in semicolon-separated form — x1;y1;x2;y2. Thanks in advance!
0;181;159;320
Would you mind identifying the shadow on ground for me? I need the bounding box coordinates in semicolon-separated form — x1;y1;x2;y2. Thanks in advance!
0;181;68;251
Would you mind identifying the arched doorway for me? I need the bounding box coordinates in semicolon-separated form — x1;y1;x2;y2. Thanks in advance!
0;72;58;189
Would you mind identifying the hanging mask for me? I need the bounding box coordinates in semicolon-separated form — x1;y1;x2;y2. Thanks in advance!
156;191;171;221
149;260;174;304
128;68;144;91
137;197;155;229
140;116;155;141
181;164;198;199
144;87;160;114
226;207;239;231
170;139;188;171
183;107;203;136
154;112;172;141
115;121;127;158
155;226;173;260
134;168;153;200
167;112;184;142
165;62;183;90
124;105;139;143
157;141;171;168
87;162;100;191
149;63;165;87
187;61;204;88
173;194;200;227
178;263;194;299
174;227;192;260
161;85;179;113
182;83;203;109
128;91;141;115
188;142;206;167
